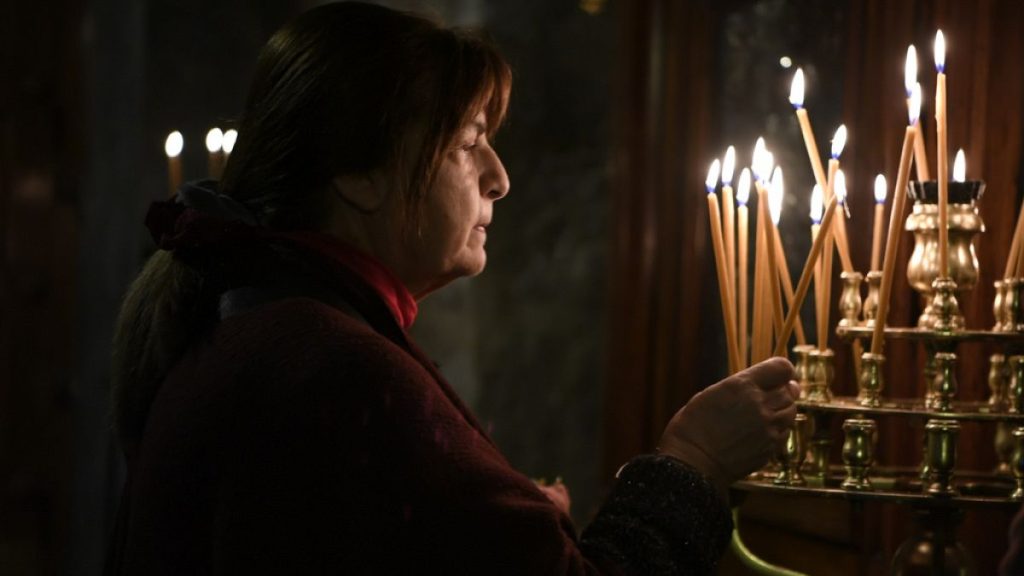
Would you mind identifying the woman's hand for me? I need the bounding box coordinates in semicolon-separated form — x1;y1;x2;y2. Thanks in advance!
657;357;799;496
534;478;571;516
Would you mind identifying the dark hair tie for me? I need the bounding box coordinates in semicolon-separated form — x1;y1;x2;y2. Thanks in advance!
146;180;264;251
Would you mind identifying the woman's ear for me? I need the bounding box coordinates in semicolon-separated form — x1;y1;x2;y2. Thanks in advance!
331;174;386;213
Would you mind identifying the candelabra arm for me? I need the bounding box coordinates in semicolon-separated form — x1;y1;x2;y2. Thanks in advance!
730;509;808;576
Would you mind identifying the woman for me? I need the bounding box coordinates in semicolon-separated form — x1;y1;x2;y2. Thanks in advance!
107;2;799;574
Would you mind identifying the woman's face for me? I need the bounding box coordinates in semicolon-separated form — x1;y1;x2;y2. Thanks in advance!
395;110;510;297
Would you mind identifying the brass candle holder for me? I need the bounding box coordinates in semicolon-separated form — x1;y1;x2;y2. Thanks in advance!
838;271;863;328
1012;427;1024;500
995;280;1008;331
862;270;882;327
1004;278;1024;332
857;352;885;408
926;351;958;412
806;348;835;404
841;418;877;490
1010;355;1024;414
924;419;960;496
774;413;810;486
792;345;814;399
905;181;985;330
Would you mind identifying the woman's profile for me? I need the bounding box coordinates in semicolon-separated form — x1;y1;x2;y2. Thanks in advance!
106;2;798;573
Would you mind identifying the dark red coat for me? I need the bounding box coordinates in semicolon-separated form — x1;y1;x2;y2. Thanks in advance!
109;242;732;575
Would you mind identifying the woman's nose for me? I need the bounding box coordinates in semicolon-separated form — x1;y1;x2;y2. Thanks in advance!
484;150;510;200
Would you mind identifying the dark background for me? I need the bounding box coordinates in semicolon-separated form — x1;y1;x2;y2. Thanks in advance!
2;0;1022;574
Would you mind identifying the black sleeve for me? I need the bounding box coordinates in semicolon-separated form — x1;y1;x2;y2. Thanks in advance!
580;455;734;576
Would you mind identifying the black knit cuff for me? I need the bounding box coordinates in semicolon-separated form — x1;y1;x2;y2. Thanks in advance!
580;454;733;576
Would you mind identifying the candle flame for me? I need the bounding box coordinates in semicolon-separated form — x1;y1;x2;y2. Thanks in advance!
769;166;784;225
953;149;966;182
831;124;847;158
904;45;918;97
205;128;224;153
737;168;751;205
222;129;238;154
722;146;736;185
909;83;922;125
874;174;887;204
810;184;823;224
835;169;847;204
164;131;183;158
752;137;767;181
763;151;775;183
789;68;805;108
935;30;946;72
706;159;721;193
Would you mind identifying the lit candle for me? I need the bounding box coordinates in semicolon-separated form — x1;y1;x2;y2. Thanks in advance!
206;127;224;179
871;88;920;355
722;145;737;316
829;125;854;273
222;129;238;156
789;68;828;192
766;167;786;346
871;174;887;272
935;30;950;277
706;160;742;373
753;144;775;361
810;185;824;346
737;167;751;367
775;193;839;357
906;47;930;181
164;130;184;197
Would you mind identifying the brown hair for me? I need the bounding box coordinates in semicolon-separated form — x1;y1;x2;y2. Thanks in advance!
111;1;511;451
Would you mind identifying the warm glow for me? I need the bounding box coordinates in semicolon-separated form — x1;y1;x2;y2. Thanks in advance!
222;129;238;154
769;166;784;225
706;159;721;192
835;169;848;204
874;174;887;204
909;83;922;125
752;137;767;181
722;146;736;185
810;185;824;224
763;151;775;182
789;68;805;108
164;131;183;158
953;149;966;182
737;168;752;205
205;128;224;153
779;56;792;69
831;124;847;158
905;45;918;97
935;30;946;73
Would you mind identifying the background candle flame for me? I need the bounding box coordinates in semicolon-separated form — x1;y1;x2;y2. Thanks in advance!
222;129;238;154
874;174;887;204
810;184;823;223
909;83;922;125
752;137;767;181
905;45;918;97
834;169;847;204
722;145;736;185
205;128;224;153
164;131;184;158
737;168;751;205
831;124;847;158
935;30;946;72
789;68;805;108
706;159;721;192
769;166;784;225
953;149;966;182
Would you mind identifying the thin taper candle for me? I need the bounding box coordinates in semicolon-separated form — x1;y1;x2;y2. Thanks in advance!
706;160;742;372
775;195;839;357
759;180;784;344
774;226;806;345
871;174;887;271
871;126;917;355
165;131;183;197
935;30;950;277
737;168;751;367
905;49;930;181
790;69;829;192
722;146;737;316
